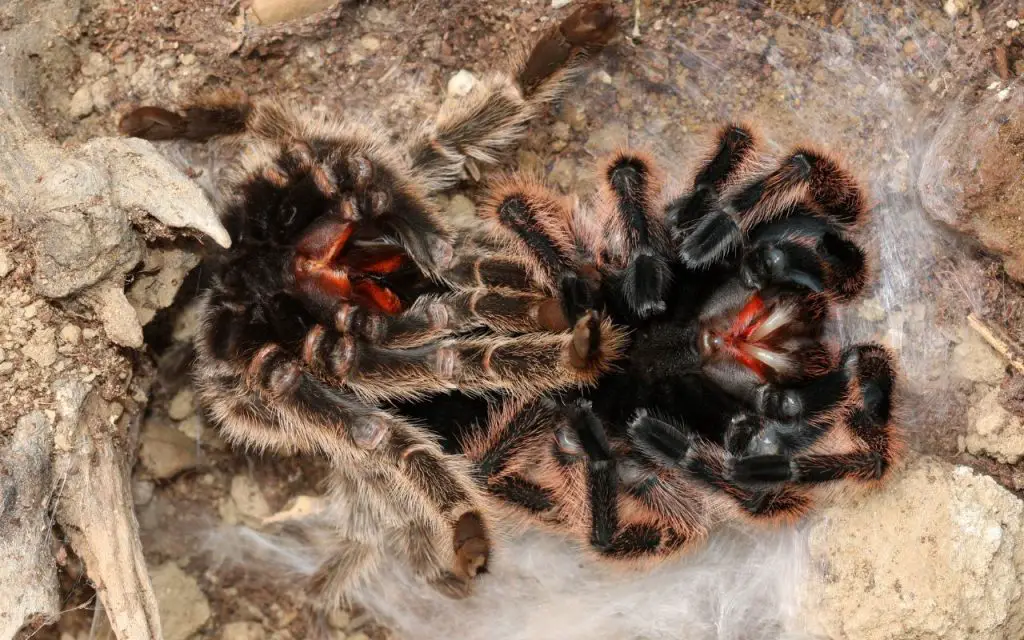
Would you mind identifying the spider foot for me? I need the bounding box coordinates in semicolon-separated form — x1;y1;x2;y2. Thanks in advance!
453;511;490;580
569;310;602;369
619;251;671;318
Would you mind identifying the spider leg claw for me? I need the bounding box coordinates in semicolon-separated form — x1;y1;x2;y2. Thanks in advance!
569;310;602;369
453;511;490;580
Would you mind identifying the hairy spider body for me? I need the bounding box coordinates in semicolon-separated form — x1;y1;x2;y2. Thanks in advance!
122;2;621;601
398;127;902;563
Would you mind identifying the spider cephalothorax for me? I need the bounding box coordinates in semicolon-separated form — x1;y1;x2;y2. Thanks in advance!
399;126;902;562
121;2;620;600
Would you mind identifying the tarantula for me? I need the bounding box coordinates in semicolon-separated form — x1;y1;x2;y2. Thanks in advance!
395;128;903;562
122;0;902;598
121;2;620;599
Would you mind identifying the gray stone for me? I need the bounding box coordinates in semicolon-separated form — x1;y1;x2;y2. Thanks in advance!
80;51;112;77
89;76;114;111
87;282;144;349
446;194;476;227
25;153;143;299
84;137;231;248
126;246;201;326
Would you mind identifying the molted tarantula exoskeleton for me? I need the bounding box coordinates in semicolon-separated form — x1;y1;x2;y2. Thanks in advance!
120;2;620;601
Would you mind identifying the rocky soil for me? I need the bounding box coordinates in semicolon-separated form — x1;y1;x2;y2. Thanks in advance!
4;0;1024;639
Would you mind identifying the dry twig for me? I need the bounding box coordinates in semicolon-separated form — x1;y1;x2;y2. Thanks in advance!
967;313;1024;375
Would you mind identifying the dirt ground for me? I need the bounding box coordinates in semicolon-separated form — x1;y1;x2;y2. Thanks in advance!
16;0;1024;637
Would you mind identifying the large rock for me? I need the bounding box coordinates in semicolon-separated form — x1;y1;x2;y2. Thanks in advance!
805;456;1024;640
22;136;228;347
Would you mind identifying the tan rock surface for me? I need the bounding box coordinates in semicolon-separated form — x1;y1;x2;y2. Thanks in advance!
806;457;1024;640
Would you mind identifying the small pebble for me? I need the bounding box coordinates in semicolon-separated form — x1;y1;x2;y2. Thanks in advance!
168;388;196;421
178;414;203;440
22;302;37;319
0;362;14;376
0;250;11;278
81;51;111;77
82;328;98;340
1007;19;1020;30
0;348;6;362
59;324;82;345
327;609;351;630
221;622;266;640
942;0;971;18
359;35;381;52
69;85;94;118
90;76;114;111
552;0;573;8
447;69;477;98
